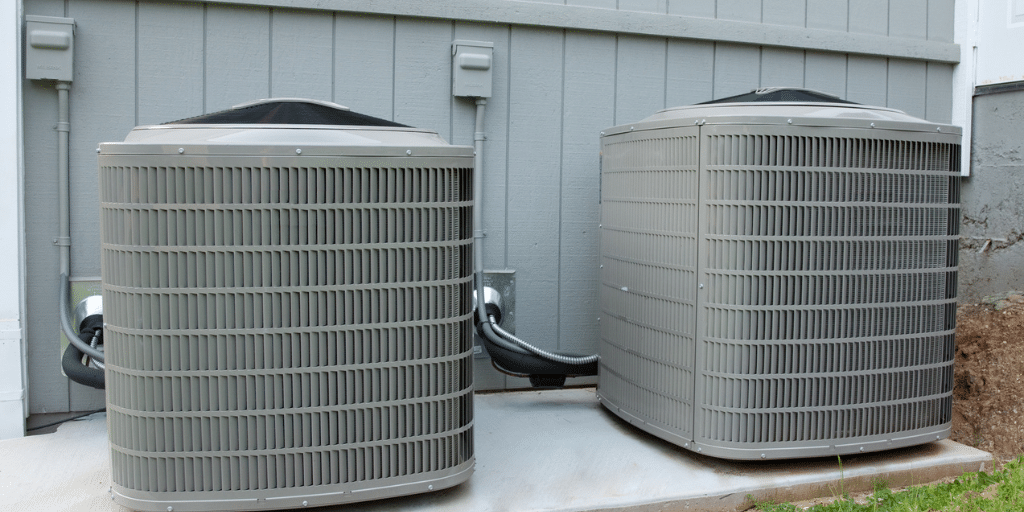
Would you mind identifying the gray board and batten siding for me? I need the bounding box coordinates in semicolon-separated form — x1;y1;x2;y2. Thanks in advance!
22;0;957;413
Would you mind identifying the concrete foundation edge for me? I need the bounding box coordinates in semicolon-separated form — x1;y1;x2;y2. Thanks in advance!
575;441;992;512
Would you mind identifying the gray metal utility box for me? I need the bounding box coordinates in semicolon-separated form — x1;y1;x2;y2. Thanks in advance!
99;100;475;510
597;89;961;460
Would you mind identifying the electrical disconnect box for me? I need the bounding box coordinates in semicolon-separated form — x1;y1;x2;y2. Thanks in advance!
452;40;493;98
25;15;75;81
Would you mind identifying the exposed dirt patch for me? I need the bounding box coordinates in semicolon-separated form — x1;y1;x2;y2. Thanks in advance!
952;297;1024;465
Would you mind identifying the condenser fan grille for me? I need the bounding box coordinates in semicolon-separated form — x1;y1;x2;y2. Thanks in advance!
599;115;961;460
100;146;475;509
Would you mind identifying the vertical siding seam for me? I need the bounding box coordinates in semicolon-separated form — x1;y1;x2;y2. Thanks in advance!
925;0;930;41
923;63;930;121
802;50;807;88
612;35;618;125
449;21;456;144
331;12;337;103
757;47;762;88
885;58;890;107
663;38;669;109
757;47;763;87
268;9;274;97
846;0;850;32
711;42;717;98
844;54;849;98
557;29;566;350
202;4;208;114
391;17;397;121
134;1;139;126
504;25;512;268
886;0;891;37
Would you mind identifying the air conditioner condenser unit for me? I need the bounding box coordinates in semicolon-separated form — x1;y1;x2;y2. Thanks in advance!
99;99;475;511
598;89;961;460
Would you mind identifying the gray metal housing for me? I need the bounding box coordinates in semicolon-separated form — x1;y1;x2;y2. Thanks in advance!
99;122;475;510
598;100;961;460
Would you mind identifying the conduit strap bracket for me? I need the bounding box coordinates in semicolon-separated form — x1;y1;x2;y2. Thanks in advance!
473;229;486;239
53;236;71;247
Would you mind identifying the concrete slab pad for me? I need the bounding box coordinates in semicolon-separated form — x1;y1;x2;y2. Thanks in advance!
0;388;991;512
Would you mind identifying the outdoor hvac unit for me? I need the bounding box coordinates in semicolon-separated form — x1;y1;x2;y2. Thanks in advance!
598;88;961;460
98;99;475;511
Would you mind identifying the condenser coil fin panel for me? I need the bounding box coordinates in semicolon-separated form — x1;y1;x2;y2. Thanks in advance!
598;127;701;442
99;118;475;510
598;98;961;460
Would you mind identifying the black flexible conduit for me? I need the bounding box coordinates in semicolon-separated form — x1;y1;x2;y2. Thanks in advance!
61;314;104;390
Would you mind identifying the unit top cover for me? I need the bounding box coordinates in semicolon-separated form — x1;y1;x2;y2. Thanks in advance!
603;87;961;136
100;98;471;157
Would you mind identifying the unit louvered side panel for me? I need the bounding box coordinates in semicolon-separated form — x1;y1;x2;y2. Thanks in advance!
598;128;700;442
100;156;475;511
693;127;961;459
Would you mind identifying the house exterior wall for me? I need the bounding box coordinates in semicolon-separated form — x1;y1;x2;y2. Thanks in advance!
21;0;957;413
958;88;1024;302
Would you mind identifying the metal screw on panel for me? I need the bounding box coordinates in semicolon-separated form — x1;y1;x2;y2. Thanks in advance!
168;507;173;512
869;123;875;128
630;126;634;131
295;149;302;155
699;283;704;289
787;119;792;124
600;131;605;135
96;147;100;154
761;454;766;459
860;447;864;452
406;150;412;155
696;447;702;452
428;485;434;491
937;127;942;132
302;501;308;507
684;443;689;448
177;148;184;154
599;265;603;268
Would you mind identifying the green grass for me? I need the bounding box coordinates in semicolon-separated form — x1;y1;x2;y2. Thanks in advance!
750;456;1024;512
